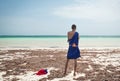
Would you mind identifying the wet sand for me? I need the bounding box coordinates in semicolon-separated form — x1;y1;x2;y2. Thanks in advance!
0;48;120;81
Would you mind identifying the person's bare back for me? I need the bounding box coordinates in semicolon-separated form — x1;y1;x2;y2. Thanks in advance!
67;31;75;40
68;25;80;47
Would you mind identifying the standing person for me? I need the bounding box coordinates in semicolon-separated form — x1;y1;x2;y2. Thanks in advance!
64;24;80;76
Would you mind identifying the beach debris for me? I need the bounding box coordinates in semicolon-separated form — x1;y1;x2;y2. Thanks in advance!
19;63;27;66
36;69;48;75
0;49;120;81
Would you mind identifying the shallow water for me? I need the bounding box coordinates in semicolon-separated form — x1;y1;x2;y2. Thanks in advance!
0;36;120;48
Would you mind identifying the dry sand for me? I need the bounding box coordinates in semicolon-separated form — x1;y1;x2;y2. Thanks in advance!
0;48;120;81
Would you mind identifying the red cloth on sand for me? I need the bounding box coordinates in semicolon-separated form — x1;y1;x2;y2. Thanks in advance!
36;69;47;75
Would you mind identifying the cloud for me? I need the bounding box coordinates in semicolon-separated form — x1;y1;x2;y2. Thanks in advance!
53;0;120;22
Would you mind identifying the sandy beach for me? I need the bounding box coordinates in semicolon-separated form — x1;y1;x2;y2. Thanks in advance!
0;48;120;81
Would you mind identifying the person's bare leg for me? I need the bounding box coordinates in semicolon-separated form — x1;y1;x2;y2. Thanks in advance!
74;59;77;76
64;59;69;76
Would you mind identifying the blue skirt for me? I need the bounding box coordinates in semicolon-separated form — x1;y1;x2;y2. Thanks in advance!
67;46;80;59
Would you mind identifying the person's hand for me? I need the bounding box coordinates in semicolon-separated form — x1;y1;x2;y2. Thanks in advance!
72;43;77;47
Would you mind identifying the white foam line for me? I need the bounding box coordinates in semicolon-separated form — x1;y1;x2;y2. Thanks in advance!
92;53;120;67
0;71;6;81
107;70;113;73
49;71;85;81
0;54;14;61
83;50;113;52
0;47;67;50
2;67;58;81
0;51;32;61
1;68;85;81
116;67;120;71
0;47;120;50
46;55;54;58
0;50;8;53
85;65;93;71
80;47;120;49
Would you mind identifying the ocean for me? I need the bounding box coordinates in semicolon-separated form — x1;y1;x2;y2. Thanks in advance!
0;35;120;49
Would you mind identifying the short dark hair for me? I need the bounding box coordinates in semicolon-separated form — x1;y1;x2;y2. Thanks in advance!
71;24;76;30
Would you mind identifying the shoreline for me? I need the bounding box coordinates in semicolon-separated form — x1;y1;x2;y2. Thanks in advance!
0;47;120;50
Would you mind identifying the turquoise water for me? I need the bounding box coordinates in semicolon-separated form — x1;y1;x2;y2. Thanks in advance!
0;36;120;48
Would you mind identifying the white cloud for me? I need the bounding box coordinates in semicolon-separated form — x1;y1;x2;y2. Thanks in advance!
53;0;120;22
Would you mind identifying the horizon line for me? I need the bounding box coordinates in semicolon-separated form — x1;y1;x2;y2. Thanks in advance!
0;35;120;37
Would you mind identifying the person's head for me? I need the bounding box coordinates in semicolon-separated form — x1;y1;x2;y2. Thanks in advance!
71;24;76;30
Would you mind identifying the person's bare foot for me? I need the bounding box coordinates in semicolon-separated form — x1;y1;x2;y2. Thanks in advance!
73;72;76;76
63;73;66;77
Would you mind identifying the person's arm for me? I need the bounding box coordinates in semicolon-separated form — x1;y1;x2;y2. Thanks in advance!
67;32;69;42
72;32;79;47
78;33;80;40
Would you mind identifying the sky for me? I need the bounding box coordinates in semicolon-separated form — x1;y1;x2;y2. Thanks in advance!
0;0;120;35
